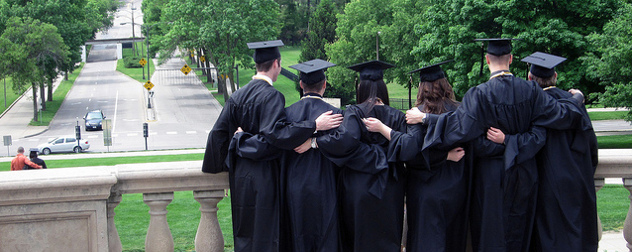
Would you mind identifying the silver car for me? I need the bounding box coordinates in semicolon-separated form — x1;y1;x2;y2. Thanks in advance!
37;136;90;155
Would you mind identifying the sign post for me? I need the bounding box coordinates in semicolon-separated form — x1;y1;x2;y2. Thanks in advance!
3;135;12;156
139;58;147;80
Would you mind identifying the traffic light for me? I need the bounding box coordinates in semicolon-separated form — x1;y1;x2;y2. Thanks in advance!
143;123;148;138
75;125;81;140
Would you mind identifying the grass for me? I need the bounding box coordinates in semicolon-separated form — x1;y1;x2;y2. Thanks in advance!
116;42;156;84
29;63;85;126
589;110;629;121
597;184;629;231
0;77;20;115
597;134;632;149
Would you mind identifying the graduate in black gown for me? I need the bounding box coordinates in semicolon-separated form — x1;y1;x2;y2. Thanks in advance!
364;60;473;252
317;60;406;252
281;59;342;252
521;52;599;252
201;40;342;252
405;39;590;252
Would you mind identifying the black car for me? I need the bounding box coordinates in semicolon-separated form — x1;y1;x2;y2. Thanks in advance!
84;110;105;131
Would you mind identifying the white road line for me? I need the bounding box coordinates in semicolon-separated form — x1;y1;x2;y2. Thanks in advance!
166;131;178;135
127;133;138;136
186;131;196;134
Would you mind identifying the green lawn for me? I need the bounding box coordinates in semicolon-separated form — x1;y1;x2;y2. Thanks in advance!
588;110;630;121
0;77;20;115
116;43;156;84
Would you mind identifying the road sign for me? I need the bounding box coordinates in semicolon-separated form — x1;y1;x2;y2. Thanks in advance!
103;119;112;146
3;135;11;146
200;55;206;62
139;58;147;67
144;81;154;90
181;64;192;75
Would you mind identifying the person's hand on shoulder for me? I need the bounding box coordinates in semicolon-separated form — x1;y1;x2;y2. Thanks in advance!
406;107;426;124
315;111;343;131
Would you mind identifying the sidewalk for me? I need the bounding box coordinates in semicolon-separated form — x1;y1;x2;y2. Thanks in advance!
0;75;64;140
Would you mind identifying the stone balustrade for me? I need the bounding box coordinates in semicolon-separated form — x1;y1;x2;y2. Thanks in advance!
0;150;631;251
0;160;228;252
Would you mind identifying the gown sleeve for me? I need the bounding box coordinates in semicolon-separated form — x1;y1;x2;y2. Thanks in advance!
316;107;389;174
531;87;591;131
502;125;547;170
260;91;316;150
202;102;233;173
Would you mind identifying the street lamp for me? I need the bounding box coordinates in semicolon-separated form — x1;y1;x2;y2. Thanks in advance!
117;3;142;56
376;31;381;60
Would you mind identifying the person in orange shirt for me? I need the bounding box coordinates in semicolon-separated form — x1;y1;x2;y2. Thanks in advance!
10;146;42;170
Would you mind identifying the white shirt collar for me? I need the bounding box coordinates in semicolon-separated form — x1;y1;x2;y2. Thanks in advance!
253;74;273;86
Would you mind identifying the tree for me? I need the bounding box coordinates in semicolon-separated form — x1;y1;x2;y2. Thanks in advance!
299;0;338;62
325;0;395;104
0;17;69;121
583;2;632;122
413;0;619;99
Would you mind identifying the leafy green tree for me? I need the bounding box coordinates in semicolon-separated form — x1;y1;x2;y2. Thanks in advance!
584;2;632;122
299;0;338;62
413;0;619;99
0;17;69;121
325;0;394;104
279;0;306;45
198;0;280;99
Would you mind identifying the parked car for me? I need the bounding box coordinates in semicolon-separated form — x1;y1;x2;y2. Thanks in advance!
84;110;105;131
37;136;90;155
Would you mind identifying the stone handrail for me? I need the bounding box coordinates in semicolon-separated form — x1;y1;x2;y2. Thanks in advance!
1;150;631;251
0;160;228;252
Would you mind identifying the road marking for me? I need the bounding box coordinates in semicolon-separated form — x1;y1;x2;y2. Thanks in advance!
186;131;197;134
89;98;92;102
113;91;118;133
127;133;138;136
123;119;139;122
166;131;177;135
150;132;158;135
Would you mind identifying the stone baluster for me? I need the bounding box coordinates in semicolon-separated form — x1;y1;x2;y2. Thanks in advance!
144;192;174;252
193;190;225;252
623;178;632;251
107;193;123;252
595;178;605;241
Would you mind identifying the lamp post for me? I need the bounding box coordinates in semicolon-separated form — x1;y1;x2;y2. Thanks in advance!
376;31;381;60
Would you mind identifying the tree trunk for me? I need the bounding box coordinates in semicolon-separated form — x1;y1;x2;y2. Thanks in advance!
32;83;38;122
227;71;236;94
65;70;69;80
40;82;46;111
47;77;53;101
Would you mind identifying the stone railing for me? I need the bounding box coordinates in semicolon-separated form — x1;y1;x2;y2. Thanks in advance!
0;160;228;252
1;150;631;251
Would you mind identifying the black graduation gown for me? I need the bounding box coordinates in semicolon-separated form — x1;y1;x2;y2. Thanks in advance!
201;79;316;252
31;157;46;169
318;104;406;252
530;87;599;252
470;124;546;252
280;94;343;252
388;102;473;252
422;73;588;252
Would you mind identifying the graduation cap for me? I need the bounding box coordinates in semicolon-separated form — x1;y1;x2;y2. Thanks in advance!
348;60;395;81
289;59;336;85
521;52;566;78
29;148;38;153
247;40;284;64
409;60;454;82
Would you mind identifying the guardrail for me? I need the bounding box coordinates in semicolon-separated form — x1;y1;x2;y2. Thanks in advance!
0;150;631;251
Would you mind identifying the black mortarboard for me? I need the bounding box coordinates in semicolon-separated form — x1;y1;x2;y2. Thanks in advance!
29;148;38;153
348;60;395;81
474;38;521;56
521;51;566;78
247;40;284;64
289;59;336;85
408;60;454;82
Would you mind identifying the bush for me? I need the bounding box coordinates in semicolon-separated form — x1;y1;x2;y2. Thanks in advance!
124;56;143;68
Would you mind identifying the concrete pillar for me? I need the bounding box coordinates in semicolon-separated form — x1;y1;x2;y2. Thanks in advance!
117;44;123;60
193;190;225;252
595;178;605;241
81;45;87;63
144;192;174;252
623;178;632;251
107;193;123;252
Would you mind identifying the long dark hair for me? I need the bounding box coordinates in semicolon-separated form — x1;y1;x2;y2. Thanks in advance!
415;77;458;114
356;78;390;113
